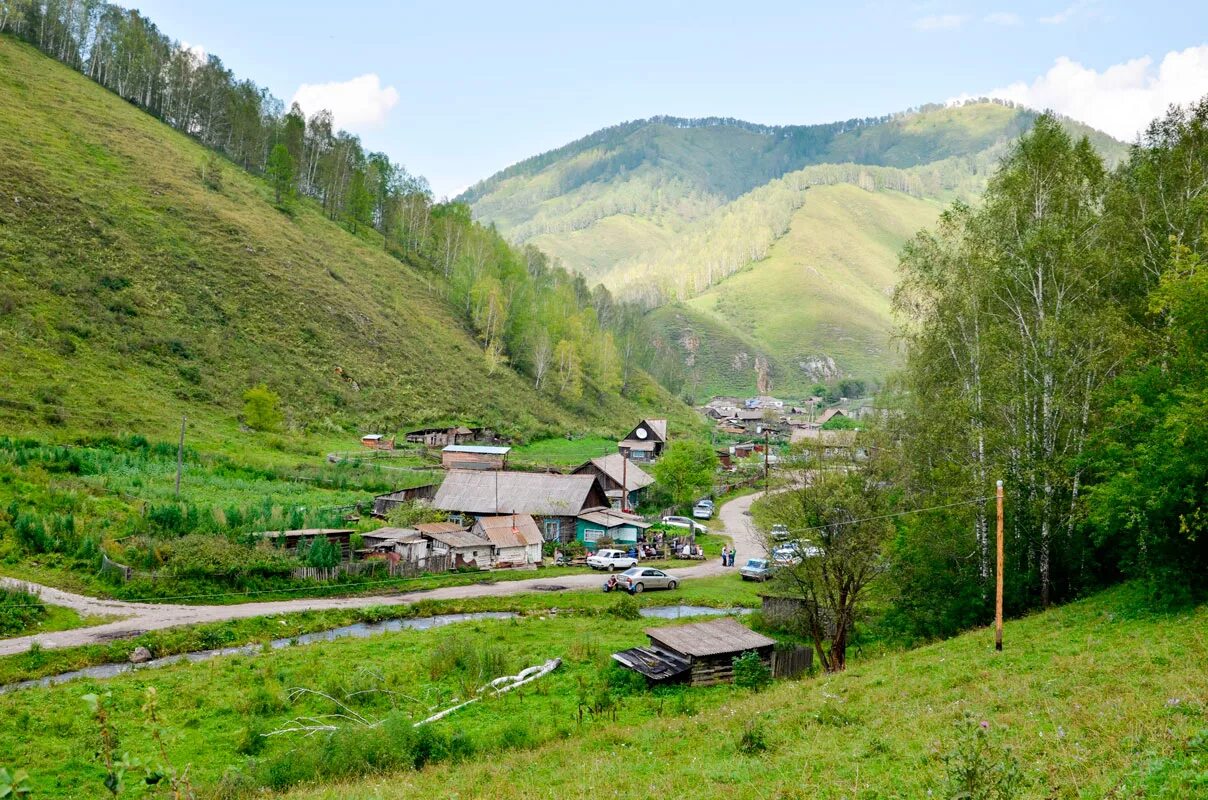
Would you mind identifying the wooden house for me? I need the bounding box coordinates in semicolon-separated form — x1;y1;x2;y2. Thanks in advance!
360;434;394;450
612;617;776;686
716;449;733;469
571;452;654;509
441;444;510;471
575;507;652;550
815;408;849;426
259;529;355;560
471;514;543;567
371;484;439;518
404;425;480;448
432;469;608;543
359;527;428;564
415;522;493;569
618;419;668;462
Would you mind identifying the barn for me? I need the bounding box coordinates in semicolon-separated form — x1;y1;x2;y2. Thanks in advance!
441;444;510;470
611;617;776;686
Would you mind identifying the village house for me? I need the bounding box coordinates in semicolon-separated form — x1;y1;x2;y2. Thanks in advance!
432;469;609;543
815;408;849;426
791;428;862;459
575;507;652;550
571;452;654;510
441;444;510;471
416;522;493;569
371;484;440;518
471;514;544;567
259;529;355;560
745;396;785;410
404;425;481;448
360;434;394;450
618;419;668;462
359;527;428;565
612;617;777;686
705;405;740;421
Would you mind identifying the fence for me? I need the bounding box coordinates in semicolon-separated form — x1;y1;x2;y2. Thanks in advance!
100;553;159;583
771;645;812;679
291;553;452;582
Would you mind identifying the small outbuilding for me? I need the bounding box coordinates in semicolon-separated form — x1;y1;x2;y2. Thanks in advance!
470;514;544;568
371;484;440;518
259;529;355;560
612;617;776;686
441;444;510;471
360;434;394;450
415;522;492;569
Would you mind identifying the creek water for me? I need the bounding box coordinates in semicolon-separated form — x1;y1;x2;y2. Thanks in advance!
1;605;748;694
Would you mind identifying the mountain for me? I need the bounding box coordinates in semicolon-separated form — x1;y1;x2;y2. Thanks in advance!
0;36;693;454
463;104;1127;395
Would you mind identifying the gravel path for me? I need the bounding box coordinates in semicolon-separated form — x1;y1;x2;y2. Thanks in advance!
0;492;767;656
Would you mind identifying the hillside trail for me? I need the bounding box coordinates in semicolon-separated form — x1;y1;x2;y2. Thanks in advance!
0;493;768;656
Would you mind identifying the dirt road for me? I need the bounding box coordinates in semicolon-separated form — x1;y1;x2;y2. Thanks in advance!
0;492;767;657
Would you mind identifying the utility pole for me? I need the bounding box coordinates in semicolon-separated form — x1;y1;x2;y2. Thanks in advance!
763;428;770;492
621;447;629;513
175;416;186;498
995;479;1004;652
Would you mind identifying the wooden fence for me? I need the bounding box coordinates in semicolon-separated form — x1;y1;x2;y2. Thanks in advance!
100;553;158;583
291;554;452;582
771;644;812;679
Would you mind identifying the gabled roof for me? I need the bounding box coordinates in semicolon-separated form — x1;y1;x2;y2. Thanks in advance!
419;527;491;549
472;514;543;548
625;419;668;444
433;470;603;516
414;521;471;535
645;617;776;657
576;453;655;491
816;408;848;425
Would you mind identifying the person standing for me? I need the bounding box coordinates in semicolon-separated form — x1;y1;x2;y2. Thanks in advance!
721;545;729;566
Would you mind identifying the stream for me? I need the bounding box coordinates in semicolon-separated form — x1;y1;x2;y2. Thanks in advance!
0;605;748;694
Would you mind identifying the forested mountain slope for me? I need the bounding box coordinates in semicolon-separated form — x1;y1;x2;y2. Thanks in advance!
465;105;1126;394
0;37;691;452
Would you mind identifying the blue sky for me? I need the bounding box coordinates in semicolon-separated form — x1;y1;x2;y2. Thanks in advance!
133;1;1208;197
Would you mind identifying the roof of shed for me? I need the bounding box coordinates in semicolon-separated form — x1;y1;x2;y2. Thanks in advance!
577;508;652;529
259;528;354;540
645;617;775;657
414;521;471;535
443;444;511;455
433;470;602;516
421;528;492;549
361;527;424;544
611;646;691;681
472;514;543;547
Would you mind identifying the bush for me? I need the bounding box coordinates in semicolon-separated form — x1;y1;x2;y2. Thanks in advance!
941;716;1023;800
242;384;284;432
0;588;46;635
608;594;641;620
737;718;769;754
732;650;771;691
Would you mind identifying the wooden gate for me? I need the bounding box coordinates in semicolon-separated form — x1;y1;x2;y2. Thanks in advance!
771;645;812;679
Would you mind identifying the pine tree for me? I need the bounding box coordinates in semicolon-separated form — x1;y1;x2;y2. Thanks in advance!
266;143;295;208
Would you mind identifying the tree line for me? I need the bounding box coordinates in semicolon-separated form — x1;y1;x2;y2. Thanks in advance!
0;0;675;406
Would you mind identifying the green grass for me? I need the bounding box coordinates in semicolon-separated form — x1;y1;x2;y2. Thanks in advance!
0;36;690;464
509;435;617;466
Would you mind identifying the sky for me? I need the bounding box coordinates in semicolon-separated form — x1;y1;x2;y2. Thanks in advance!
132;1;1208;198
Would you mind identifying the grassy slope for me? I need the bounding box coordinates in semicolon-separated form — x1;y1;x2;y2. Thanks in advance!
287;584;1207;799
0;38;687;461
647;303;781;400
681;184;944;392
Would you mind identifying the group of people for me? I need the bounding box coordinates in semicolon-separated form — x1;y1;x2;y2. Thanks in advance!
720;545;738;567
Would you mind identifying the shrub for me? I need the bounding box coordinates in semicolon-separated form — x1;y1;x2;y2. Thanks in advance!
941;716;1023;800
737;718;769;754
732;650;771;691
0;588;46;636
242;384;284;432
608;594;641;620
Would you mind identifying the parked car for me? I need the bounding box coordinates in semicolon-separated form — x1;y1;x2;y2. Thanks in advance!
662;515;708;534
774;541;823;565
692;501;714;519
770;524;790;541
587;548;638;571
739;557;773;582
620;566;678;593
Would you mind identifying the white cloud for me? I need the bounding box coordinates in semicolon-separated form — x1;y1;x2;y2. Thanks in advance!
956;45;1208;142
984;12;1021;26
179;40;206;62
914;14;966;31
1039;1;1096;25
291;74;400;130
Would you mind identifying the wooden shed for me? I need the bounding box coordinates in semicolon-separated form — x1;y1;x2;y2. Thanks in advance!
441;444;510;471
371;484;439;518
416;523;492;570
612;617;776;686
259;529;355;560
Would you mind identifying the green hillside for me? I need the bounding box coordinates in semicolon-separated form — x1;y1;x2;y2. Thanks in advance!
465;105;1127;390
0;37;690;456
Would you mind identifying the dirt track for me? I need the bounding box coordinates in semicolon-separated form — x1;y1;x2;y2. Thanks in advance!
0;492;767;656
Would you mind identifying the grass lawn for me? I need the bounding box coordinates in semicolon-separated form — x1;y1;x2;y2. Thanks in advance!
509;436;618;467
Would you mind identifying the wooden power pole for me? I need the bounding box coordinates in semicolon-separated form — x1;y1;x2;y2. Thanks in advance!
763;428;770;492
995;479;1004;652
175;416;186;498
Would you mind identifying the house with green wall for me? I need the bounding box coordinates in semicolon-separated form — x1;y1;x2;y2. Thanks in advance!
575;508;652;550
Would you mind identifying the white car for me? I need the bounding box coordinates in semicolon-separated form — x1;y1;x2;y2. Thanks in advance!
692;502;713;520
586;548;638;571
661;515;708;534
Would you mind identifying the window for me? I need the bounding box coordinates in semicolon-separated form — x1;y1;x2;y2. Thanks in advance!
583;528;605;543
542;518;561;541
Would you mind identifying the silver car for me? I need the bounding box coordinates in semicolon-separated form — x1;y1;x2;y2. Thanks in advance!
620;567;678;593
739;558;773;582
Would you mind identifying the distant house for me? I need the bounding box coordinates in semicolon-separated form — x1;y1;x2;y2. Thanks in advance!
360;434;394;450
792;428;861;458
612;617;777;686
259;529;355;560
360;527;428;564
746;396;784;410
618;419;668;462
732;442;756;459
572;453;654;510
441;444;510;471
815;408;849;426
735;409;765;423
706;406;740;421
575;507;653;550
371;484;439;518
471;514;543;567
404;425;480;448
432;469;609;543
416;522;492;569
716;449;733;469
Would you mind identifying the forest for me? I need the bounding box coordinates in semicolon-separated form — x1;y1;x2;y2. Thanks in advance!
885;106;1208;635
0;0;679;403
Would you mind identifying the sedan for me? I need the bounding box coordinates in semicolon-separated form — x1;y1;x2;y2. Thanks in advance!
739;558;773;582
619;567;679;594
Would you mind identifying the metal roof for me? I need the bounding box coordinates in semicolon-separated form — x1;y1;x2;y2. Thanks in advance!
443;445;511;455
580;452;654;490
421;528;492;549
472;514;543;548
362;527;425;544
577;509;652;529
645;617;776;658
611;646;691;681
433;470;602;516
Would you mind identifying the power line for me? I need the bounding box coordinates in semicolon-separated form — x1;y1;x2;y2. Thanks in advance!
766;496;990;538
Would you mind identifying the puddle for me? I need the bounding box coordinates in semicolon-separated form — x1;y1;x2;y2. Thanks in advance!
1;606;747;694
